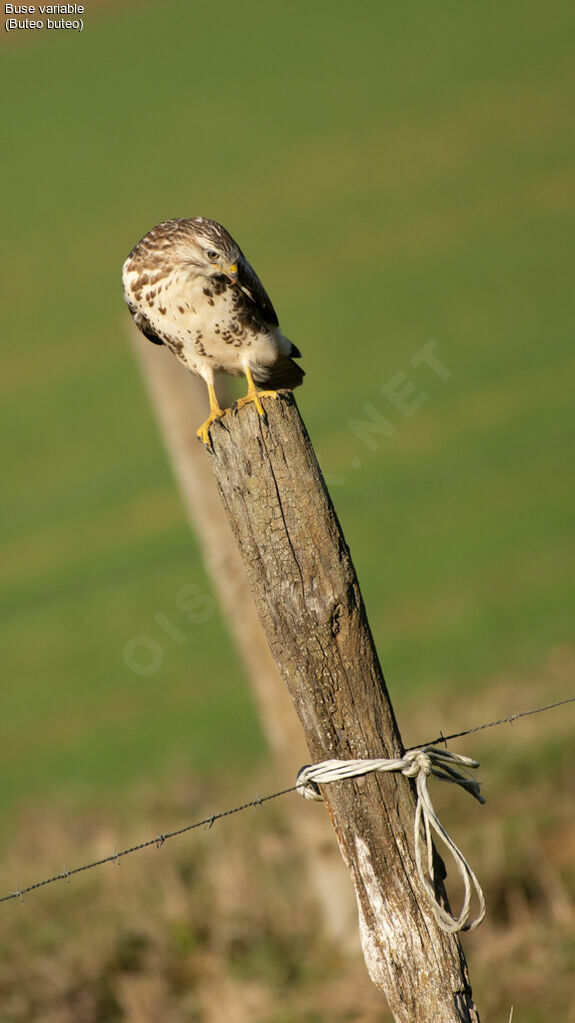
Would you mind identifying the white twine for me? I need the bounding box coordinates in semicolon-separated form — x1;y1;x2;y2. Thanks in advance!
296;746;486;933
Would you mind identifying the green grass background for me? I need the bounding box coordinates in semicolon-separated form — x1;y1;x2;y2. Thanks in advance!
1;0;573;826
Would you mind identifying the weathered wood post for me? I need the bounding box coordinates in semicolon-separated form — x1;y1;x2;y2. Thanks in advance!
130;334;359;947
206;391;480;1023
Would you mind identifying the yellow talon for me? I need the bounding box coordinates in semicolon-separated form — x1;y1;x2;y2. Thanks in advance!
234;366;280;417
197;381;229;445
196;412;226;445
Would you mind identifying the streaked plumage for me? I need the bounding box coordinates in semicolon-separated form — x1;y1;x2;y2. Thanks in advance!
122;217;304;442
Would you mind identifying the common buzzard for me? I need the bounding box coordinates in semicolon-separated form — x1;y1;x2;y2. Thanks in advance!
122;218;304;443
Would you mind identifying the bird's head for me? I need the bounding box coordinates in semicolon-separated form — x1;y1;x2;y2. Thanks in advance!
187;218;240;284
204;249;238;284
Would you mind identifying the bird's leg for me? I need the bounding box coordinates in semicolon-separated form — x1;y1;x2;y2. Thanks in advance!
196;381;229;445
234;366;280;417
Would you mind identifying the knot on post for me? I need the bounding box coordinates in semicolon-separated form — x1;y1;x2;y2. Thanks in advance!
401;748;433;778
296;746;486;933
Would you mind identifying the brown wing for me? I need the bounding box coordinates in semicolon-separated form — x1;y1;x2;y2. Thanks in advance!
236;254;280;329
235;254;302;359
127;303;165;347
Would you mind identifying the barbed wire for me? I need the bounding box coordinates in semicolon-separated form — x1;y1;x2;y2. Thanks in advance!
0;787;298;905
2;696;573;906
411;695;575;748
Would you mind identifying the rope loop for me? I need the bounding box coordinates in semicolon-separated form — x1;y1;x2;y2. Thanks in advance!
296;745;486;933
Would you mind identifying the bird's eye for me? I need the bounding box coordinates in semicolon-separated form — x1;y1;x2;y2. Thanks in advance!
206;250;220;261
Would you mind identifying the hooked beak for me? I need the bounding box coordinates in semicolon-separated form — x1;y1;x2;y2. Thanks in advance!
213;262;238;284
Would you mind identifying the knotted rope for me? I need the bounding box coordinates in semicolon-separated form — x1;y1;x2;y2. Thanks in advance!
297;746;486;933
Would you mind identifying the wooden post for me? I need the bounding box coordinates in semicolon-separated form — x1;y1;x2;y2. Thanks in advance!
206;392;480;1023
130;334;360;948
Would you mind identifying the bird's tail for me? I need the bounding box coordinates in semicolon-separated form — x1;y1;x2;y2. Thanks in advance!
252;353;305;390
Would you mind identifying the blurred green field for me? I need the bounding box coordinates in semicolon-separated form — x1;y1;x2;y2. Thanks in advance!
1;0;573;834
